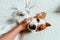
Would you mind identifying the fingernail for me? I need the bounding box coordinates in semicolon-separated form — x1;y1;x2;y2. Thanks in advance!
29;18;32;21
27;18;32;20
27;18;32;23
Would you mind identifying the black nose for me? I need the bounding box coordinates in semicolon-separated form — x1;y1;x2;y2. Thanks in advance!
37;18;40;23
29;25;36;30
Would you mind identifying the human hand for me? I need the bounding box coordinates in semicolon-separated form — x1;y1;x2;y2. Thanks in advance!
17;18;32;31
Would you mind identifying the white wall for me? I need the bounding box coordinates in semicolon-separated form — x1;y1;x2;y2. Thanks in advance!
0;0;60;40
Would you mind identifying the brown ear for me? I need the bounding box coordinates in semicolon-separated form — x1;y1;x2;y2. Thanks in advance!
45;22;51;27
34;13;41;18
40;12;46;19
36;24;46;32
34;12;46;19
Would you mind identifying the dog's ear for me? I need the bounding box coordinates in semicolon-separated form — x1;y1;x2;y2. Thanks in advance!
34;12;46;19
34;13;41;18
45;22;51;27
36;24;46;32
40;12;46;19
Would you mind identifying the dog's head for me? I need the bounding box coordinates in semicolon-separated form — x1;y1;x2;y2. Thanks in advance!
28;12;51;32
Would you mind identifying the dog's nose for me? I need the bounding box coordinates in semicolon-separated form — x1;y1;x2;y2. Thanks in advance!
29;25;36;30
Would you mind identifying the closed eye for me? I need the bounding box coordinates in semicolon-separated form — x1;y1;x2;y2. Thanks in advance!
16;12;25;16
17;13;24;16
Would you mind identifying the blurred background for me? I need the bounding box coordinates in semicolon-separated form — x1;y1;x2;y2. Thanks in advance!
0;0;60;40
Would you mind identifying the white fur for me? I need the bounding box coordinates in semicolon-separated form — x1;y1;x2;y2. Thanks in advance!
28;18;45;30
30;18;45;26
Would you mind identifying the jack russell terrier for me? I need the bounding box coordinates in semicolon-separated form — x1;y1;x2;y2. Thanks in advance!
12;10;51;33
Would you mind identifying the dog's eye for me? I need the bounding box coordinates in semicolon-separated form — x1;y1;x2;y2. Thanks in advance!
16;12;25;16
37;18;40;23
17;13;24;16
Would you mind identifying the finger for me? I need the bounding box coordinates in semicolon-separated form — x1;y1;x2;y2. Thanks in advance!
20;18;32;26
24;18;32;21
24;18;32;25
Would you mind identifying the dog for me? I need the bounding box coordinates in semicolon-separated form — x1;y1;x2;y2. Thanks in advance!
12;10;51;33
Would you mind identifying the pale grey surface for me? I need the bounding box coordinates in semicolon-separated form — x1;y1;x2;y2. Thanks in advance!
0;0;60;40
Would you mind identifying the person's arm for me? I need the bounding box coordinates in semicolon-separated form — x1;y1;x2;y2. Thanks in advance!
0;18;32;40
